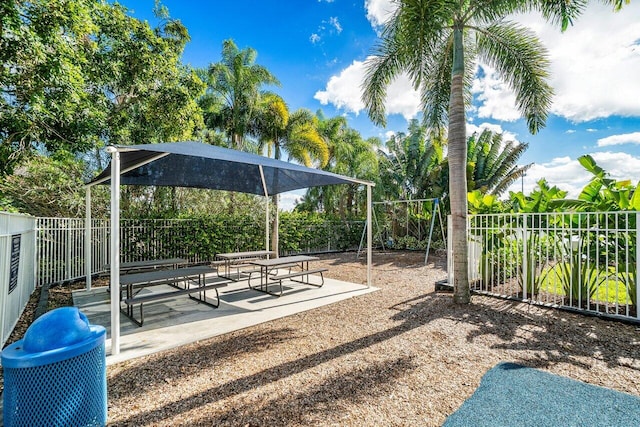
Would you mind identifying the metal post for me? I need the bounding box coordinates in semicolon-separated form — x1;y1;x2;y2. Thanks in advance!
424;199;438;265
635;212;640;320
356;220;367;259
367;185;372;287
108;147;121;355
85;187;92;290
522;214;528;300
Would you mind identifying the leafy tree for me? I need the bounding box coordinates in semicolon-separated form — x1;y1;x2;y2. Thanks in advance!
468;190;505;214
253;94;286;160
204;39;280;150
321;129;378;217
362;1;577;304
508;179;567;213
87;1;205;146
1;0;204;178
254;102;330;164
551;154;640;212
1;0;207;216
466;129;531;196
254;102;329;253
377;119;445;202
0;150;109;217
1;0;99;175
297;112;379;217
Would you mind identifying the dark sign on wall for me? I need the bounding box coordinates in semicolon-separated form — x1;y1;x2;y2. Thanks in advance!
8;234;20;294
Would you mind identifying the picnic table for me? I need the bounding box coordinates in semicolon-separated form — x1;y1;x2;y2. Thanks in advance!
106;258;187;274
119;266;230;326
248;255;327;297
105;258;188;292
216;250;275;281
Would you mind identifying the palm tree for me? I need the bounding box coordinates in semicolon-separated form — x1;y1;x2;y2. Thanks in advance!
306;112;376;215
466;129;531;197
253;101;329;253
608;0;629;12
378;119;445;202
362;1;579;304
205;39;280;150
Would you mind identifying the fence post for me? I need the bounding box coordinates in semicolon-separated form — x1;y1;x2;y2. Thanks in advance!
447;215;453;285
522;214;528;300
636;212;639;319
66;219;72;281
85;187;92;290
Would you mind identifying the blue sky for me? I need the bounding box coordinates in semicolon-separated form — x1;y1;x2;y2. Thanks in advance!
120;0;640;207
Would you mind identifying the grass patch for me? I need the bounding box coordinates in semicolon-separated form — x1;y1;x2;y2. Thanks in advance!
538;265;631;305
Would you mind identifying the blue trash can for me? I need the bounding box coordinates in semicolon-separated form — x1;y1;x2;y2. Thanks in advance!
1;307;107;427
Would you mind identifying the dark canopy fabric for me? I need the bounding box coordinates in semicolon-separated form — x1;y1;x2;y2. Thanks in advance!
88;141;367;195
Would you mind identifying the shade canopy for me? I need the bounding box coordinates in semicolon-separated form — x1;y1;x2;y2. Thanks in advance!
88;141;368;195
86;141;373;356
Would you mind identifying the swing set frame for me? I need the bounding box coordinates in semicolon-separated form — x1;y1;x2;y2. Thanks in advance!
357;198;445;264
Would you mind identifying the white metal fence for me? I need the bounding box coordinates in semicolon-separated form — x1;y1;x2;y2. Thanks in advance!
449;212;639;323
34;217;363;287
34;218;259;286
0;212;36;345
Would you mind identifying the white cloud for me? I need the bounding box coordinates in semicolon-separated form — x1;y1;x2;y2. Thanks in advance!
313;59;420;119
311;16;343;45
383;74;422;120
597;132;640;147
314;61;366;113
325;2;640;127
506;151;640;198
493;3;640;122
279;191;304;212
328;17;342;33
365;0;395;28
466;122;518;142
565;129;576;134
471;65;521;122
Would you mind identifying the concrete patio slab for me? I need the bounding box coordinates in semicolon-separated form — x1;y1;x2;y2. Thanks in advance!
73;275;376;365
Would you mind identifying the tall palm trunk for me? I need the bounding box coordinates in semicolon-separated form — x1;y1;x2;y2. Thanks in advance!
448;27;471;304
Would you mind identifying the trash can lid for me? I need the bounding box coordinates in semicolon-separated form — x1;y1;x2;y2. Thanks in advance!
23;307;92;353
1;307;105;368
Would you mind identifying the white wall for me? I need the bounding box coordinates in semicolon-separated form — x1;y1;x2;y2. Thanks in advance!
0;212;36;346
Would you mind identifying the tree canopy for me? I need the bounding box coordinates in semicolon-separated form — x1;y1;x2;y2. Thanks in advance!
1;0;204;176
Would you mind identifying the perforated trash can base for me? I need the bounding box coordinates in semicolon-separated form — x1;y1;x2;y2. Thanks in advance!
3;344;107;427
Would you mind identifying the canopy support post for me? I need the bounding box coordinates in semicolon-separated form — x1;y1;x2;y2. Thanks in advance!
85;186;92;291
108;147;121;355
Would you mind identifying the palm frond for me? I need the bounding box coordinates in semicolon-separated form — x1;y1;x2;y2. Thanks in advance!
362;44;403;126
476;21;553;134
528;0;588;32
421;31;453;131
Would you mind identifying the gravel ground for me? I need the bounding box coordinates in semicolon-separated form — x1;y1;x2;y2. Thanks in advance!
4;251;640;426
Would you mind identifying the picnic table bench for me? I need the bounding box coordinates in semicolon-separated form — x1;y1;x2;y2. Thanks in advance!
105;258;188;292
119;266;230;326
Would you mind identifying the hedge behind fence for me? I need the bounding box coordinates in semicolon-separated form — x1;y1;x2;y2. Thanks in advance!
119;212;366;261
